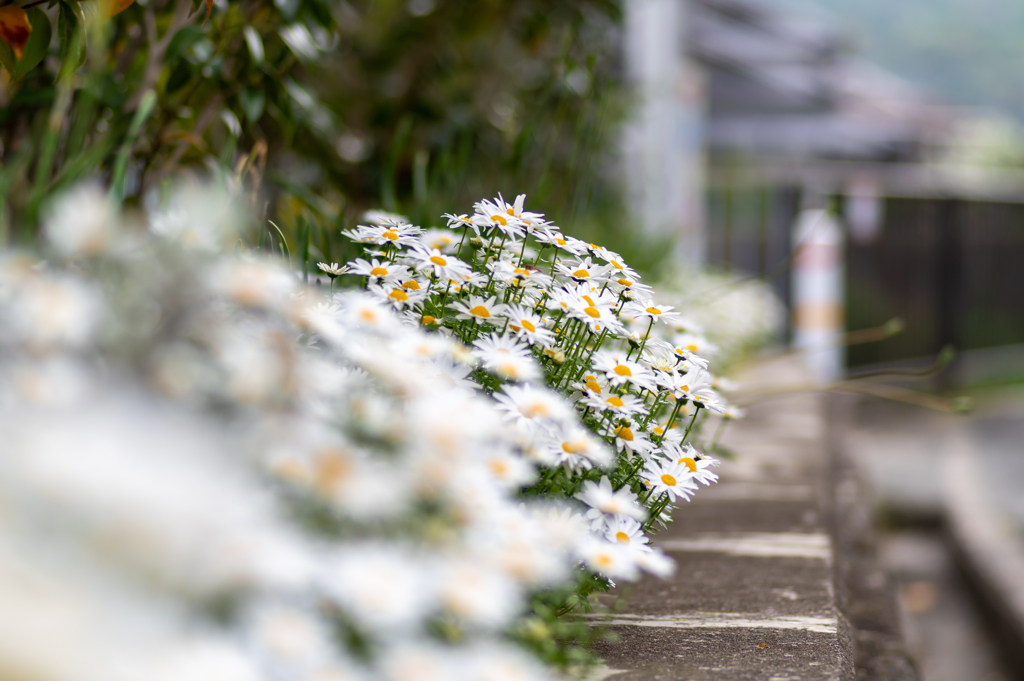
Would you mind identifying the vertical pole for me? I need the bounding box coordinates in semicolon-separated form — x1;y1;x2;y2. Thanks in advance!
623;0;705;267
791;208;845;385
936;198;961;387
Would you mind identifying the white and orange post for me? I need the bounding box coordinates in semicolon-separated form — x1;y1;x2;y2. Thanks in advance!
791;209;845;385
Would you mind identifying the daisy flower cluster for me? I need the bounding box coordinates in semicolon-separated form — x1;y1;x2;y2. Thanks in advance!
337;195;741;580
0;185;671;681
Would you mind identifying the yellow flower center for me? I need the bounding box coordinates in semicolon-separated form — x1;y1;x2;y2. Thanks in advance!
314;450;353;494
382;231;399;240
573;269;590;278
556;238;567;246
370;267;388;276
680;457;698;473
688;344;698;352
616;426;634;441
661;474;677;486
506;207;515;216
585;380;602;394
491;214;508;226
615;531;631;544
618;278;633;287
521;319;536;332
422;315;437;325
498;362;519;377
680;385;690;392
646;307;662;315
584;307;600;318
430;256;447;266
614;365;632;377
607;396;624;408
519;402;550;418
582;295;596;306
359;309;376;322
388;289;409;301
403;280;421;290
469;305;491;318
595;553;613;568
562;440;581;454
611;261;624;270
653;426;665;435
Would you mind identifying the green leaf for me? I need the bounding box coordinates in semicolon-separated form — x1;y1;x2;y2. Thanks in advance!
165;26;205;64
239;86;264;123
0;39;15;79
14;8;50;78
0;7;50;79
58;1;86;74
165;60;193;94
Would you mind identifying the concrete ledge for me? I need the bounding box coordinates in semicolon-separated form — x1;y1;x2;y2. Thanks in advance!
587;362;917;680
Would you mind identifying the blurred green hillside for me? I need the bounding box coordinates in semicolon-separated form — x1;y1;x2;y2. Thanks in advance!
789;0;1024;121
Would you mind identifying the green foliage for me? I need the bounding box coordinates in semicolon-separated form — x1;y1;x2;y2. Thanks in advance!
0;0;634;270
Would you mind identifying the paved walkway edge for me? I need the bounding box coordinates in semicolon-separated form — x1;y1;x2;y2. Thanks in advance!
826;394;919;681
943;425;1024;673
582;361;919;680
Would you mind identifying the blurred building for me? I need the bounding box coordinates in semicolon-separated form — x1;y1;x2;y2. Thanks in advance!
690;0;950;165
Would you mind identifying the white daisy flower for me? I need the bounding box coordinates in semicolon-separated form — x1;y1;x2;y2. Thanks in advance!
488;261;553;291
604;421;658;458
537;426;614;469
591;350;658;391
670;445;719;486
503;304;555;347
338;293;399;331
578;538;640;580
418;228;460;253
483;450;537;489
604;514;652;552
642;459;698;502
493;384;573;433
581;391;647;416
534;231;589;255
426;354;478;393
601;256;641;282
473;334;542;383
471;200;526;239
449;295;507;325
321;544;430;631
576;477;646;520
586;242;621;263
443;212;475;229
346;258;410;282
316;262;348;278
409;247;472;281
354;222;422;248
622;301;682;325
673;332;718;358
554;256;610;284
368;282;428;309
636;548;676;578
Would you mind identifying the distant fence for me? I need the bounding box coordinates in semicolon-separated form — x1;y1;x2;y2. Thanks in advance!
705;185;1024;370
